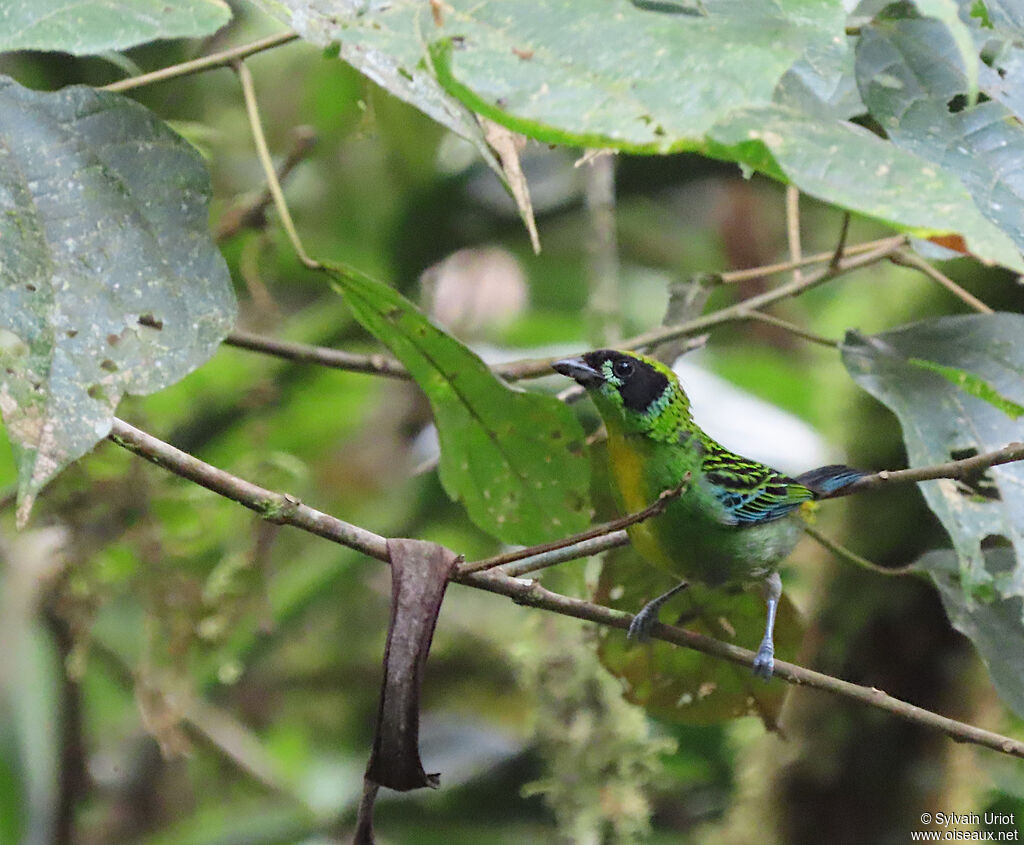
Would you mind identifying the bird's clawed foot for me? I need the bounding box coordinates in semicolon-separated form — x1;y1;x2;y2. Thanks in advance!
752;637;774;681
627;580;689;644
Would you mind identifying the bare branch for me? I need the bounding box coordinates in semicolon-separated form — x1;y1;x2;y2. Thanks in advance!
106;418;1024;759
460;567;1024;760
890;250;994;314
623;238;907;352
839;442;1024;495
735;309;839;348
102;31;299;93
719;235;907;284
458;476;690;576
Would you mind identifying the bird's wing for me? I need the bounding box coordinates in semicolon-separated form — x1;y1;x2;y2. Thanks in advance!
701;443;813;526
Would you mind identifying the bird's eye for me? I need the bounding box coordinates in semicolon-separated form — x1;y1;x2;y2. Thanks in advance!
612;359;634;379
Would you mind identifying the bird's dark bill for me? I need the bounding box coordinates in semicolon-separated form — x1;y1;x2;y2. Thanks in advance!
552;356;604;387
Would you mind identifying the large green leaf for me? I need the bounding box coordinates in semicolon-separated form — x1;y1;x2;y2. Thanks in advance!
915;547;1024;718
593;546;799;729
0;0;231;55
704;104;1023;270
433;0;844;147
856;16;1024;255
841;314;1024;596
0;77;236;524
325;262;590;545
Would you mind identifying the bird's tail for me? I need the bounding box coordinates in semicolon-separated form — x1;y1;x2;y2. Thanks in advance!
796;465;865;499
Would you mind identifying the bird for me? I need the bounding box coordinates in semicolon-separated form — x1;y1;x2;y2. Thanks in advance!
552;349;864;679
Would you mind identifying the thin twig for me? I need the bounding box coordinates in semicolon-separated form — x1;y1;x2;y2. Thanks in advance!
719;236;907;284
217;126;318;242
736;310;839;348
234;60;320;270
223;331;409;378
830;213;852;270
890;250;994;314
458;476;690;576
583;152;621;344
106;418;1024;759
785;185;803;285
803;524;915;577
837;442;1024;496
102;31;299;93
623;238;907;353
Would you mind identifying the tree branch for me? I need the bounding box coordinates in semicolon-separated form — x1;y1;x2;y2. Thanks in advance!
105;417;1024;760
622;238;907;353
889;250;994;314
457;476;689;576
102;31;299;93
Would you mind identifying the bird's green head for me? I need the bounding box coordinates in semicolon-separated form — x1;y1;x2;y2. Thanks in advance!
552;349;694;442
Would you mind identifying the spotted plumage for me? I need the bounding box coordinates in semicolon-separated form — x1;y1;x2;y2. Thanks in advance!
553;349;864;679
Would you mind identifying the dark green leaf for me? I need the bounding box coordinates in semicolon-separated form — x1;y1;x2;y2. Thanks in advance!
856;16;1024;256
841;314;1024;595
0;77;236;524
593;546;799;729
0;0;231;55
915;547;1024;718
326;262;591;545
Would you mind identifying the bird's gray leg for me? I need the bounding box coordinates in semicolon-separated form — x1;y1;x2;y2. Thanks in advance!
753;571;782;680
627;581;689;643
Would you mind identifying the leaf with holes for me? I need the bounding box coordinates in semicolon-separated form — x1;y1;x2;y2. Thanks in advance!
915;546;1024;718
0;0;231;54
856;15;1024;257
325;262;590;546
0;77;236;525
594;545;799;729
841;313;1024;599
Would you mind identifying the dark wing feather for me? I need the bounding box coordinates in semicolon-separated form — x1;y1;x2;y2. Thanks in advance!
701;443;813;526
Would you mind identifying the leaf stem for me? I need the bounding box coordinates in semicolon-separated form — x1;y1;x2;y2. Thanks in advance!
102;31;299;93
802;524;915;577
234;60;320;270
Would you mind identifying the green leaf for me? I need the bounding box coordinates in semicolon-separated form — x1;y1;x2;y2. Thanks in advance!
705;105;1024;270
908;0;979;103
0;0;231;55
908;359;1024;419
325;262;591;545
856;16;1024;258
431;0;845;151
593;546;799;729
840;313;1024;596
0;77;236;524
915;547;1024;718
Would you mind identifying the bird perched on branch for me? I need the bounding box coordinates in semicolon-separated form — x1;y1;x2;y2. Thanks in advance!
553;349;863;679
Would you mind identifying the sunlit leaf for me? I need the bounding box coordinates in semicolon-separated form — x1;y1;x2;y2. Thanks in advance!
326;262;591;545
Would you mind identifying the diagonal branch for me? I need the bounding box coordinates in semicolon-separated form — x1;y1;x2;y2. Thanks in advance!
105;417;1024;760
102;31;299;93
